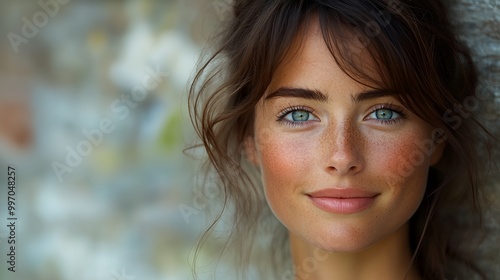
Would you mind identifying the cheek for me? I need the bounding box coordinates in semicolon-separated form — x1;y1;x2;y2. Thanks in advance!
368;131;431;215
257;132;314;185
255;130;318;210
374;132;432;186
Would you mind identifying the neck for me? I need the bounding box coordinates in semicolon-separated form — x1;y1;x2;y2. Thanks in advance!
289;223;422;280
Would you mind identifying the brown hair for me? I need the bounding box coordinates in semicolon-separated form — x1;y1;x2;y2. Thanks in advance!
188;0;494;279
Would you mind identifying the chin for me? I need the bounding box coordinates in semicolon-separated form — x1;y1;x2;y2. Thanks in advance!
297;222;392;254
306;221;408;255
314;236;377;254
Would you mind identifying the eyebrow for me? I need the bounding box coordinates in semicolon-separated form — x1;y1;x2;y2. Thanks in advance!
352;89;394;103
265;87;394;103
265;87;328;102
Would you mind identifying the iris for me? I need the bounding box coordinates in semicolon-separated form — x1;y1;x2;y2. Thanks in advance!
375;109;394;120
291;110;310;121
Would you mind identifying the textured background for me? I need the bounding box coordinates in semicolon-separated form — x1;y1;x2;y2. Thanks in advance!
0;1;221;279
444;0;500;279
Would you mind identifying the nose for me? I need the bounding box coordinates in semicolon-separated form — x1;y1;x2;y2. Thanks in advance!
324;121;364;175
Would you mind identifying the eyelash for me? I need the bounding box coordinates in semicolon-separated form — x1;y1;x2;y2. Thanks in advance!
366;104;407;125
276;105;316;127
276;104;407;127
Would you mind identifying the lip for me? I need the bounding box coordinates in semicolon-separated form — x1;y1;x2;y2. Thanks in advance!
307;188;379;214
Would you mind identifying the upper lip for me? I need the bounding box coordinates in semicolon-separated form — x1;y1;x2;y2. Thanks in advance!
307;188;379;198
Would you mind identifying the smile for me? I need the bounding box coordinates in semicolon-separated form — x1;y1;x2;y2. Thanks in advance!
307;188;379;214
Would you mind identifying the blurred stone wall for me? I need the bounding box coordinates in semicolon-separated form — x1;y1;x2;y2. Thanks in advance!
444;0;500;279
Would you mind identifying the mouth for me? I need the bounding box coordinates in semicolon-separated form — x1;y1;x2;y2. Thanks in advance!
307;188;379;214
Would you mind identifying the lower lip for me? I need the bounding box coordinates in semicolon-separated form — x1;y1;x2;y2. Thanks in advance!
308;196;377;214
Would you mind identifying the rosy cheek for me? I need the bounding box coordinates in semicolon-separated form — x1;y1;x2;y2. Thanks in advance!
258;135;309;183
382;134;431;183
256;130;319;201
369;131;430;206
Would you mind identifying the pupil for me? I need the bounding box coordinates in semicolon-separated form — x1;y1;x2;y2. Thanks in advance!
376;109;393;119
292;110;308;121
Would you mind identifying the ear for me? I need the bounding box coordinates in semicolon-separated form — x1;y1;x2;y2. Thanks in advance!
243;136;260;166
430;140;445;166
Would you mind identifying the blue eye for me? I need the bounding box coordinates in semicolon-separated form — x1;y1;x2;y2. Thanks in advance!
367;107;404;124
375;109;396;120
277;106;318;126
287;110;310;122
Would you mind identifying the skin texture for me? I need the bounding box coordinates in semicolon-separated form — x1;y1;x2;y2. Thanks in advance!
246;20;444;280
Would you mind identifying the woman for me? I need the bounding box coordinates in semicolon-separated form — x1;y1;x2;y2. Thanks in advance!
188;0;495;279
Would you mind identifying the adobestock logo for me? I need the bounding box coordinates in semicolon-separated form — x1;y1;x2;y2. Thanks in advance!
281;248;332;280
7;0;71;54
51;65;169;182
213;0;233;22
111;267;136;280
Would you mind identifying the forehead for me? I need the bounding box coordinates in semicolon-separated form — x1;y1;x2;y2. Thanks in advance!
265;18;381;97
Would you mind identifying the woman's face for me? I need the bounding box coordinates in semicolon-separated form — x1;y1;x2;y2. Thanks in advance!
246;21;444;252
